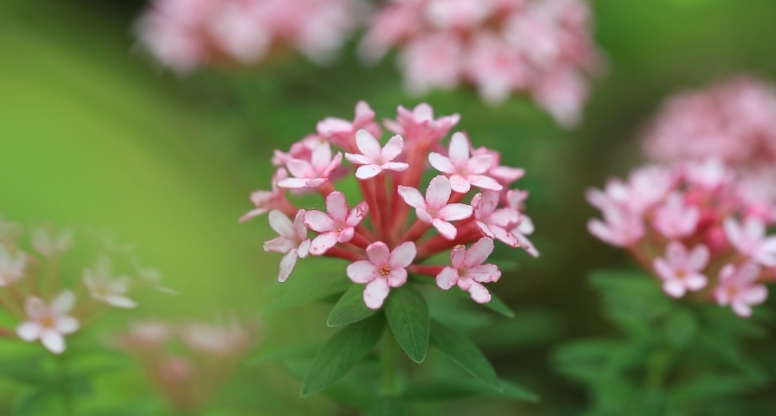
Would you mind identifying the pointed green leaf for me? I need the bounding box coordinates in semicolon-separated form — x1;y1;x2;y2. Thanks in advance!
327;285;377;327
263;274;351;314
385;285;430;363
429;321;501;391
301;314;385;397
365;398;408;416
450;287;515;318
403;379;540;402
282;359;377;410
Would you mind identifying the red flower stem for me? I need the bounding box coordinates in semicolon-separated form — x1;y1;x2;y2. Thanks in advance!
416;223;482;260
374;172;391;240
318;182;336;198
408;265;444;277
401;220;432;243
355;224;376;242
360;178;384;239
349;233;372;250
280;200;299;218
448;191;466;204
324;247;364;262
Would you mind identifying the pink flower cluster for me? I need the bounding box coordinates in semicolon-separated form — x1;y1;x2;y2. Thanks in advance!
360;0;603;127
642;76;776;216
117;317;256;413
587;160;776;317
0;219;169;353
136;0;362;73
242;102;537;309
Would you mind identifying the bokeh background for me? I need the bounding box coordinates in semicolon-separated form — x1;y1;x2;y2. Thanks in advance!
2;0;776;414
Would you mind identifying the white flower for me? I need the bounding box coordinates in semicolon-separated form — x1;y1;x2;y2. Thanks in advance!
17;291;79;354
83;256;137;308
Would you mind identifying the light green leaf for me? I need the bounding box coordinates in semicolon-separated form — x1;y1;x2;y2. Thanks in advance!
263;271;352;314
247;344;320;366
12;387;56;416
403;379;539;402
301;314;385;397
385;285;430;363
282;359;377;410
429;321;501;391
327;285;377;327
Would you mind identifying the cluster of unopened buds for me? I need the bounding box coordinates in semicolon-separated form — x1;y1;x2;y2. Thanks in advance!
0;217;169;354
360;0;603;127
117;318;255;412
136;0;362;73
242;102;537;309
587;159;776;317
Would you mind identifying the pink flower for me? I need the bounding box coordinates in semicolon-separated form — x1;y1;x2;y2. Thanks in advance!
472;191;520;247
398;176;473;240
653;242;709;298
684;159;733;190
345;130;409;179
724;217;776;266
384;103;460;144
83;256;137;308
436;237;501;303
399;33;464;96
505;189;540;257
0;243;25;287
240;168;289;223
317;101;381;149
278;141;343;189
652;192;700;239
428;132;502;193
264;210;311;282
425;0;496;30
714;263;768;317
346;242;416;309
471;147;525;186
31;226;73;257
587;204;644;247
465;33;531;105
16;291;79;354
304;192;368;255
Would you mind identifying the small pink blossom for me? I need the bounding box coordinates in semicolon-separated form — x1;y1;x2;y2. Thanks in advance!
345;130;409;179
0;243;25;287
652;192;700;239
278;141;343;189
384;103;460;144
587;204;644;247
83;256;137;308
471;147;525;186
684;159;733;190
724;217;776;267
714;263;768;317
399;33;464;96
16;291;79;354
472;191;520;247
272;135;321;167
317;101;381;149
264;210;311;282
398;176;473;240
304;192;368;255
240;168;289;223
465;33;531;105
436;238;501;303
429;132;502;193
346;242;416;309
653;242;709;298
505;189;539;257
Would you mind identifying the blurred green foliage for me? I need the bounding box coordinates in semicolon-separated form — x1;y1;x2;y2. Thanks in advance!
2;0;776;414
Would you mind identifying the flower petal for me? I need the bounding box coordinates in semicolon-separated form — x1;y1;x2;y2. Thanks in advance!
463;237;494;268
310;232;339;255
438;203;473;221
467;264;501;283
436;267;459;290
346;202;369;226
449;174;471;193
356;130;381;159
56;316;79;334
16;322;41;341
356;164;382;179
347;260;378;284
389;242;417;269
467;281;491;303
398;186;426;210
426;176;452;209
465;154;493;175
325;192;350;223
363;279;390;309
381;135;404;161
468;175;503;191
278;251;299;282
51;291;75;314
366;242;391;266
345;153;373;165
432;219;457;240
381;162;409;172
386;269;408;287
41;331;65;354
428;153;455;173
448;132;470;166
663;280;686;298
311;142;332;169
304;210;336;233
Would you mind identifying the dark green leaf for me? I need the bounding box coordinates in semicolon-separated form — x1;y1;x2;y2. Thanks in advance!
12;387;56;416
301;314;385;397
0;359;49;385
429;321;501;391
282;359;377;410
404;379;539;402
327;284;377;327
263;270;352;314
385;285;430;363
365;398;408;416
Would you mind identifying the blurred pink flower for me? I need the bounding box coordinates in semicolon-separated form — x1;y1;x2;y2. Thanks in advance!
714;263;768;317
0;243;25;287
83;256;137;308
724;217;776;267
653;242;709;298
473;191;520;247
16;291;79;354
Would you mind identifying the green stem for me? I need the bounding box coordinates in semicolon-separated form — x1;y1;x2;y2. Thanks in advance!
381;328;399;397
56;353;76;416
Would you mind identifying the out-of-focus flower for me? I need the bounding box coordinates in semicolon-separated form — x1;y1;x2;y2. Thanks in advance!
587;160;776;316
361;0;603;127
16;291;79;354
0;219;168;353
136;0;363;73
243;102;537;308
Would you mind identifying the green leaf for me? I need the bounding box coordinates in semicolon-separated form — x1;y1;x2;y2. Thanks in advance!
301;314;385;397
327;284;377;327
281;359;377;410
385;285;430;363
12;387;56;416
263;267;352;314
365;398;408;416
403;379;539;402
450;287;515;318
429;321;501;391
0;359;49;385
247;344;320;366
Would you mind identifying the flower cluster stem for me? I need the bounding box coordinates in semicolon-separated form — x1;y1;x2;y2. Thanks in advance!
381;328;399;397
